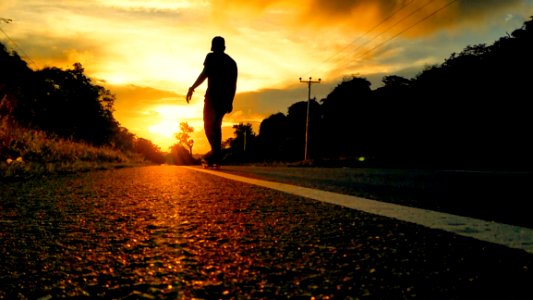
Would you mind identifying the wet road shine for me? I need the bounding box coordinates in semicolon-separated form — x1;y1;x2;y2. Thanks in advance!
1;165;532;299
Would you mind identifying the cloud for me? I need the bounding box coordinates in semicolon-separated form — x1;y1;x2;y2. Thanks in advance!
110;84;175;125
210;0;526;37
111;84;183;105
0;0;16;10
233;79;337;117
203;0;531;88
12;33;107;71
458;0;523;16
110;84;187;114
95;0;200;11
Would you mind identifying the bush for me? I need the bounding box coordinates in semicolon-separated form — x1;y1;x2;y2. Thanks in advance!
0;117;143;178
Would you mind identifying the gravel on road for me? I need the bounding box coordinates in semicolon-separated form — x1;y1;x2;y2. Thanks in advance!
1;166;531;299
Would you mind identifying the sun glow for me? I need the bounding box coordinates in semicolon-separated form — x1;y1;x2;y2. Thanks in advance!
152;104;200;121
148;120;179;138
103;74;130;85
144;103;205;151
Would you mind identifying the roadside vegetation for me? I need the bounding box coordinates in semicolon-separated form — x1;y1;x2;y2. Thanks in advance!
0;43;172;179
0;116;145;178
223;17;533;170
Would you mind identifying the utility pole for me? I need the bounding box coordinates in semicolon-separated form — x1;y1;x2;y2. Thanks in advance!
243;129;247;153
299;77;321;161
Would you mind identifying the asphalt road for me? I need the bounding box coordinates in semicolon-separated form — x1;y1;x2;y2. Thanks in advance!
220;166;533;229
1;165;532;299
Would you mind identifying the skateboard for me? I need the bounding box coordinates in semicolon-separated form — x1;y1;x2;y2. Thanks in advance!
201;159;220;170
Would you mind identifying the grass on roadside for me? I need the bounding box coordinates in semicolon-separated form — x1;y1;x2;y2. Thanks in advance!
0;117;146;179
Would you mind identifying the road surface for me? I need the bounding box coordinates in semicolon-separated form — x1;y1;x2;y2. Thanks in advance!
1;165;532;299
220;166;533;229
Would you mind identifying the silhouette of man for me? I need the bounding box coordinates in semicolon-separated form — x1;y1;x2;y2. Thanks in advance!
186;36;237;166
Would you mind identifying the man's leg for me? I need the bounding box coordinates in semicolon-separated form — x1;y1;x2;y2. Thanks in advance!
203;102;224;164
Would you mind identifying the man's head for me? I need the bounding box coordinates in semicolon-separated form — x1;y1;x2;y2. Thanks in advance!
211;36;226;52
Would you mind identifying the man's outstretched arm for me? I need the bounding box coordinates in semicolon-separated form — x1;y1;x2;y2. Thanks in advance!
186;70;207;103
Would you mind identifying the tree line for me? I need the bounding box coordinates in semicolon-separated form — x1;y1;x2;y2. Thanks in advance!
0;44;165;163
3;16;532;169
224;17;533;170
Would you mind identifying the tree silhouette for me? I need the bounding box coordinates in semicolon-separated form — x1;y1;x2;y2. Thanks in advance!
320;77;372;158
32;63;117;145
223;123;256;163
133;138;165;164
169;143;195;165
0;43;37;124
0;49;120;146
258;112;289;161
1;41;170;164
286;99;321;160
175;122;194;155
251;17;533;169
113;126;136;152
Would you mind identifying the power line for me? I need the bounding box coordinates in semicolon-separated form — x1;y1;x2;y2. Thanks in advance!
307;0;420;76
296;0;458;162
0;18;39;69
352;0;460;65
348;0;439;60
314;0;438;75
306;0;458;80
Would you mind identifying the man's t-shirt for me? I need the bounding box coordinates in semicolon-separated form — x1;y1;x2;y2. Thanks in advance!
203;52;238;113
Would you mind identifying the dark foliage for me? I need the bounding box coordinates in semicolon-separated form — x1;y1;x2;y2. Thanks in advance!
0;49;118;145
169;143;196;165
134;138;165;164
251;16;533;170
223;123;258;163
257;113;289;161
1;43;167;164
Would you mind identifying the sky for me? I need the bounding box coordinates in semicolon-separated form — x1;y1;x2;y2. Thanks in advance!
1;0;533;154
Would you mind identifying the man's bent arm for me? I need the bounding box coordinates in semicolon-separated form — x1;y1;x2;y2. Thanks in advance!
191;70;207;90
186;69;207;103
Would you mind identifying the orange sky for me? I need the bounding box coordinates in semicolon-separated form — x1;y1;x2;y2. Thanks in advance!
2;0;532;154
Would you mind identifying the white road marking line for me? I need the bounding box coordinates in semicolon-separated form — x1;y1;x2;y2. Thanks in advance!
183;166;533;254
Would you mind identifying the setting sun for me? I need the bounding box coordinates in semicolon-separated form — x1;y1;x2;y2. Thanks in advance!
148;120;178;139
143;103;204;151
